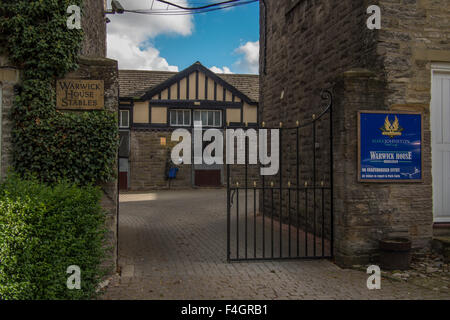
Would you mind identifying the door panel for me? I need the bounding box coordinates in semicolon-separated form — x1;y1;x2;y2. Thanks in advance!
119;158;129;191
195;170;221;187
119;172;128;190
432;71;450;222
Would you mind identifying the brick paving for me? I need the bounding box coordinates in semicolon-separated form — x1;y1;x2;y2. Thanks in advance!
102;189;450;300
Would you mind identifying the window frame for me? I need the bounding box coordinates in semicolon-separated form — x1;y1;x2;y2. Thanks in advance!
119;109;130;129
193;109;222;128
170;109;192;127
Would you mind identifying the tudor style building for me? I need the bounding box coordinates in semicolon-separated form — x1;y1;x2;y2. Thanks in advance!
118;62;259;190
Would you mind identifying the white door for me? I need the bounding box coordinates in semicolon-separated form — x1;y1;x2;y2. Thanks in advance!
431;67;450;222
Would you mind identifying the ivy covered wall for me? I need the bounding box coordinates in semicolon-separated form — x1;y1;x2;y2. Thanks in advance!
0;0;118;185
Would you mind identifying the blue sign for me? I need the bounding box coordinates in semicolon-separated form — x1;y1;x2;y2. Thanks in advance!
359;112;422;182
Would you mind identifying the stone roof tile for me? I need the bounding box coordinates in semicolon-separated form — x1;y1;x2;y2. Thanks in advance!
119;70;259;102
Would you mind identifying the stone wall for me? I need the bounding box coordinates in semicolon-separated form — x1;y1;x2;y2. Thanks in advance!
260;0;448;266
129;130;193;190
128;129;261;190
81;0;107;57
259;0;379;128
376;1;450;239
378;0;450;107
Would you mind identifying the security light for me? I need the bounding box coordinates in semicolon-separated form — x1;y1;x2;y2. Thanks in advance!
111;0;125;14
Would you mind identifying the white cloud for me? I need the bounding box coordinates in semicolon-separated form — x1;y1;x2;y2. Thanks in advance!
234;41;259;74
210;66;234;74
106;0;194;70
108;34;178;71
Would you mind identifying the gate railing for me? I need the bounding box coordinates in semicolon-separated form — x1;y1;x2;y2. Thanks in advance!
226;90;333;262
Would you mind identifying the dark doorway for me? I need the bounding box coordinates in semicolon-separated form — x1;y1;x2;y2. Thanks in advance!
195;170;222;187
119;172;128;190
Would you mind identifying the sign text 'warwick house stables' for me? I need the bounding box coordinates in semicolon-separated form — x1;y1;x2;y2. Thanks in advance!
56;79;104;110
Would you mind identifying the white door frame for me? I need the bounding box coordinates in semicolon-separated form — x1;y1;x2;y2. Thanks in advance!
431;63;450;223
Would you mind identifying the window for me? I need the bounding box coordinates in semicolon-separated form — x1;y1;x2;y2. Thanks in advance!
119;110;130;128
119;130;130;158
119;158;129;173
194;110;222;127
170;109;191;126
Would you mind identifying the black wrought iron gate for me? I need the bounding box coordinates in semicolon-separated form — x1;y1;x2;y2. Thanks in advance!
226;91;333;262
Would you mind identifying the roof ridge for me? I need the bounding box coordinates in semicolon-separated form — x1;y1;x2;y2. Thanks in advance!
119;64;259;102
119;69;259;77
119;69;177;73
220;73;260;77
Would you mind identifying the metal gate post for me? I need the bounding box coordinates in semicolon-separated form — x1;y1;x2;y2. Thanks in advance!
329;92;334;258
227;161;231;262
279;125;283;258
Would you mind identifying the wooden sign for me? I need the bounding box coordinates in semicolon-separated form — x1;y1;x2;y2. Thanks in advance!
56;79;104;110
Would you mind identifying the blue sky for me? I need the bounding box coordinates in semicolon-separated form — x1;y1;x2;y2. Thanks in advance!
107;0;260;74
147;3;260;71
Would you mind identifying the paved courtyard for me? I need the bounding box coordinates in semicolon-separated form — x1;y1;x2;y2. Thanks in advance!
102;189;450;300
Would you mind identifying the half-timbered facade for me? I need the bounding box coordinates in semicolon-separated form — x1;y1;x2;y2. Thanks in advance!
118;62;259;190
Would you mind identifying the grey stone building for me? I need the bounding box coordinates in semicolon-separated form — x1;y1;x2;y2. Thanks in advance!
259;0;450;266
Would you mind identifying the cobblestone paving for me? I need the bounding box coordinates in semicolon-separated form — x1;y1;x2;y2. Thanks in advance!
102;190;450;300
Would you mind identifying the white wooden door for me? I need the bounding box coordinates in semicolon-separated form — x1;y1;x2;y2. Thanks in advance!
431;68;450;222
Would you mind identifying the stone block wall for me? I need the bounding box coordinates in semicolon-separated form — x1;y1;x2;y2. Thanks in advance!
378;0;450;106
259;0;379;128
129;130;193;190
81;0;107;57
